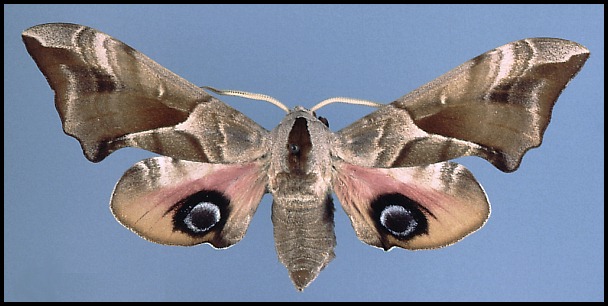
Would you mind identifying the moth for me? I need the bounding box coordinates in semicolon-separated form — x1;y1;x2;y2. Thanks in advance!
23;23;589;291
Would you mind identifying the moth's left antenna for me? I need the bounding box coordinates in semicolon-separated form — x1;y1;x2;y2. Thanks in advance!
202;86;290;113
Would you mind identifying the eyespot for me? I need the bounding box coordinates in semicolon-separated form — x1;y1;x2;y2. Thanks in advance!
371;193;430;240
380;205;418;237
171;190;230;237
183;202;221;233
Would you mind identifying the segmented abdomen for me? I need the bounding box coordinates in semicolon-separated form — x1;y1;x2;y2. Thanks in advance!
271;194;336;291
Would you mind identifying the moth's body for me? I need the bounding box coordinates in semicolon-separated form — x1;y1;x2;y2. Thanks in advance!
267;108;337;288
23;23;589;291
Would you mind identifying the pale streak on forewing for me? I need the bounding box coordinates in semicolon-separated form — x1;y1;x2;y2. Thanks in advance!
72;25;85;46
485;42;515;101
493;39;570;141
157;76;166;99
522;40;547;141
61;26;87;125
93;32;112;77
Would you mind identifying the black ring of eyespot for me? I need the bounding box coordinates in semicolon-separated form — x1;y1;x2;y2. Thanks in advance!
171;190;230;237
370;193;430;240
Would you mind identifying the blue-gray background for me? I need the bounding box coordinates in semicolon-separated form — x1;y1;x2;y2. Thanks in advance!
4;4;604;301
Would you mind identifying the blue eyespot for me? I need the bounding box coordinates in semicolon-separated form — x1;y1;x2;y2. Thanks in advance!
380;205;418;237
184;202;221;233
171;190;230;237
371;193;430;241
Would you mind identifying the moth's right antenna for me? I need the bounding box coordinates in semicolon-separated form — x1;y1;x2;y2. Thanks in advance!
310;97;383;112
202;86;290;113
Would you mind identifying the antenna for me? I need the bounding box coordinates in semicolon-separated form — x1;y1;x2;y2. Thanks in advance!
310;97;383;112
202;86;383;113
202;86;290;113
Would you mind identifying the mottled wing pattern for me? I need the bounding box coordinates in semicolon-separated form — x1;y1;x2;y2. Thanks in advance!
22;23;268;164
23;24;590;291
332;38;588;252
336;38;589;172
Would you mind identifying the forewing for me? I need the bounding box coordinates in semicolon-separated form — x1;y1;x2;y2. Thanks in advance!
336;38;589;172
22;23;268;164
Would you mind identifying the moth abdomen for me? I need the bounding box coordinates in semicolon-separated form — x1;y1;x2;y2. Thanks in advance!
271;194;336;291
